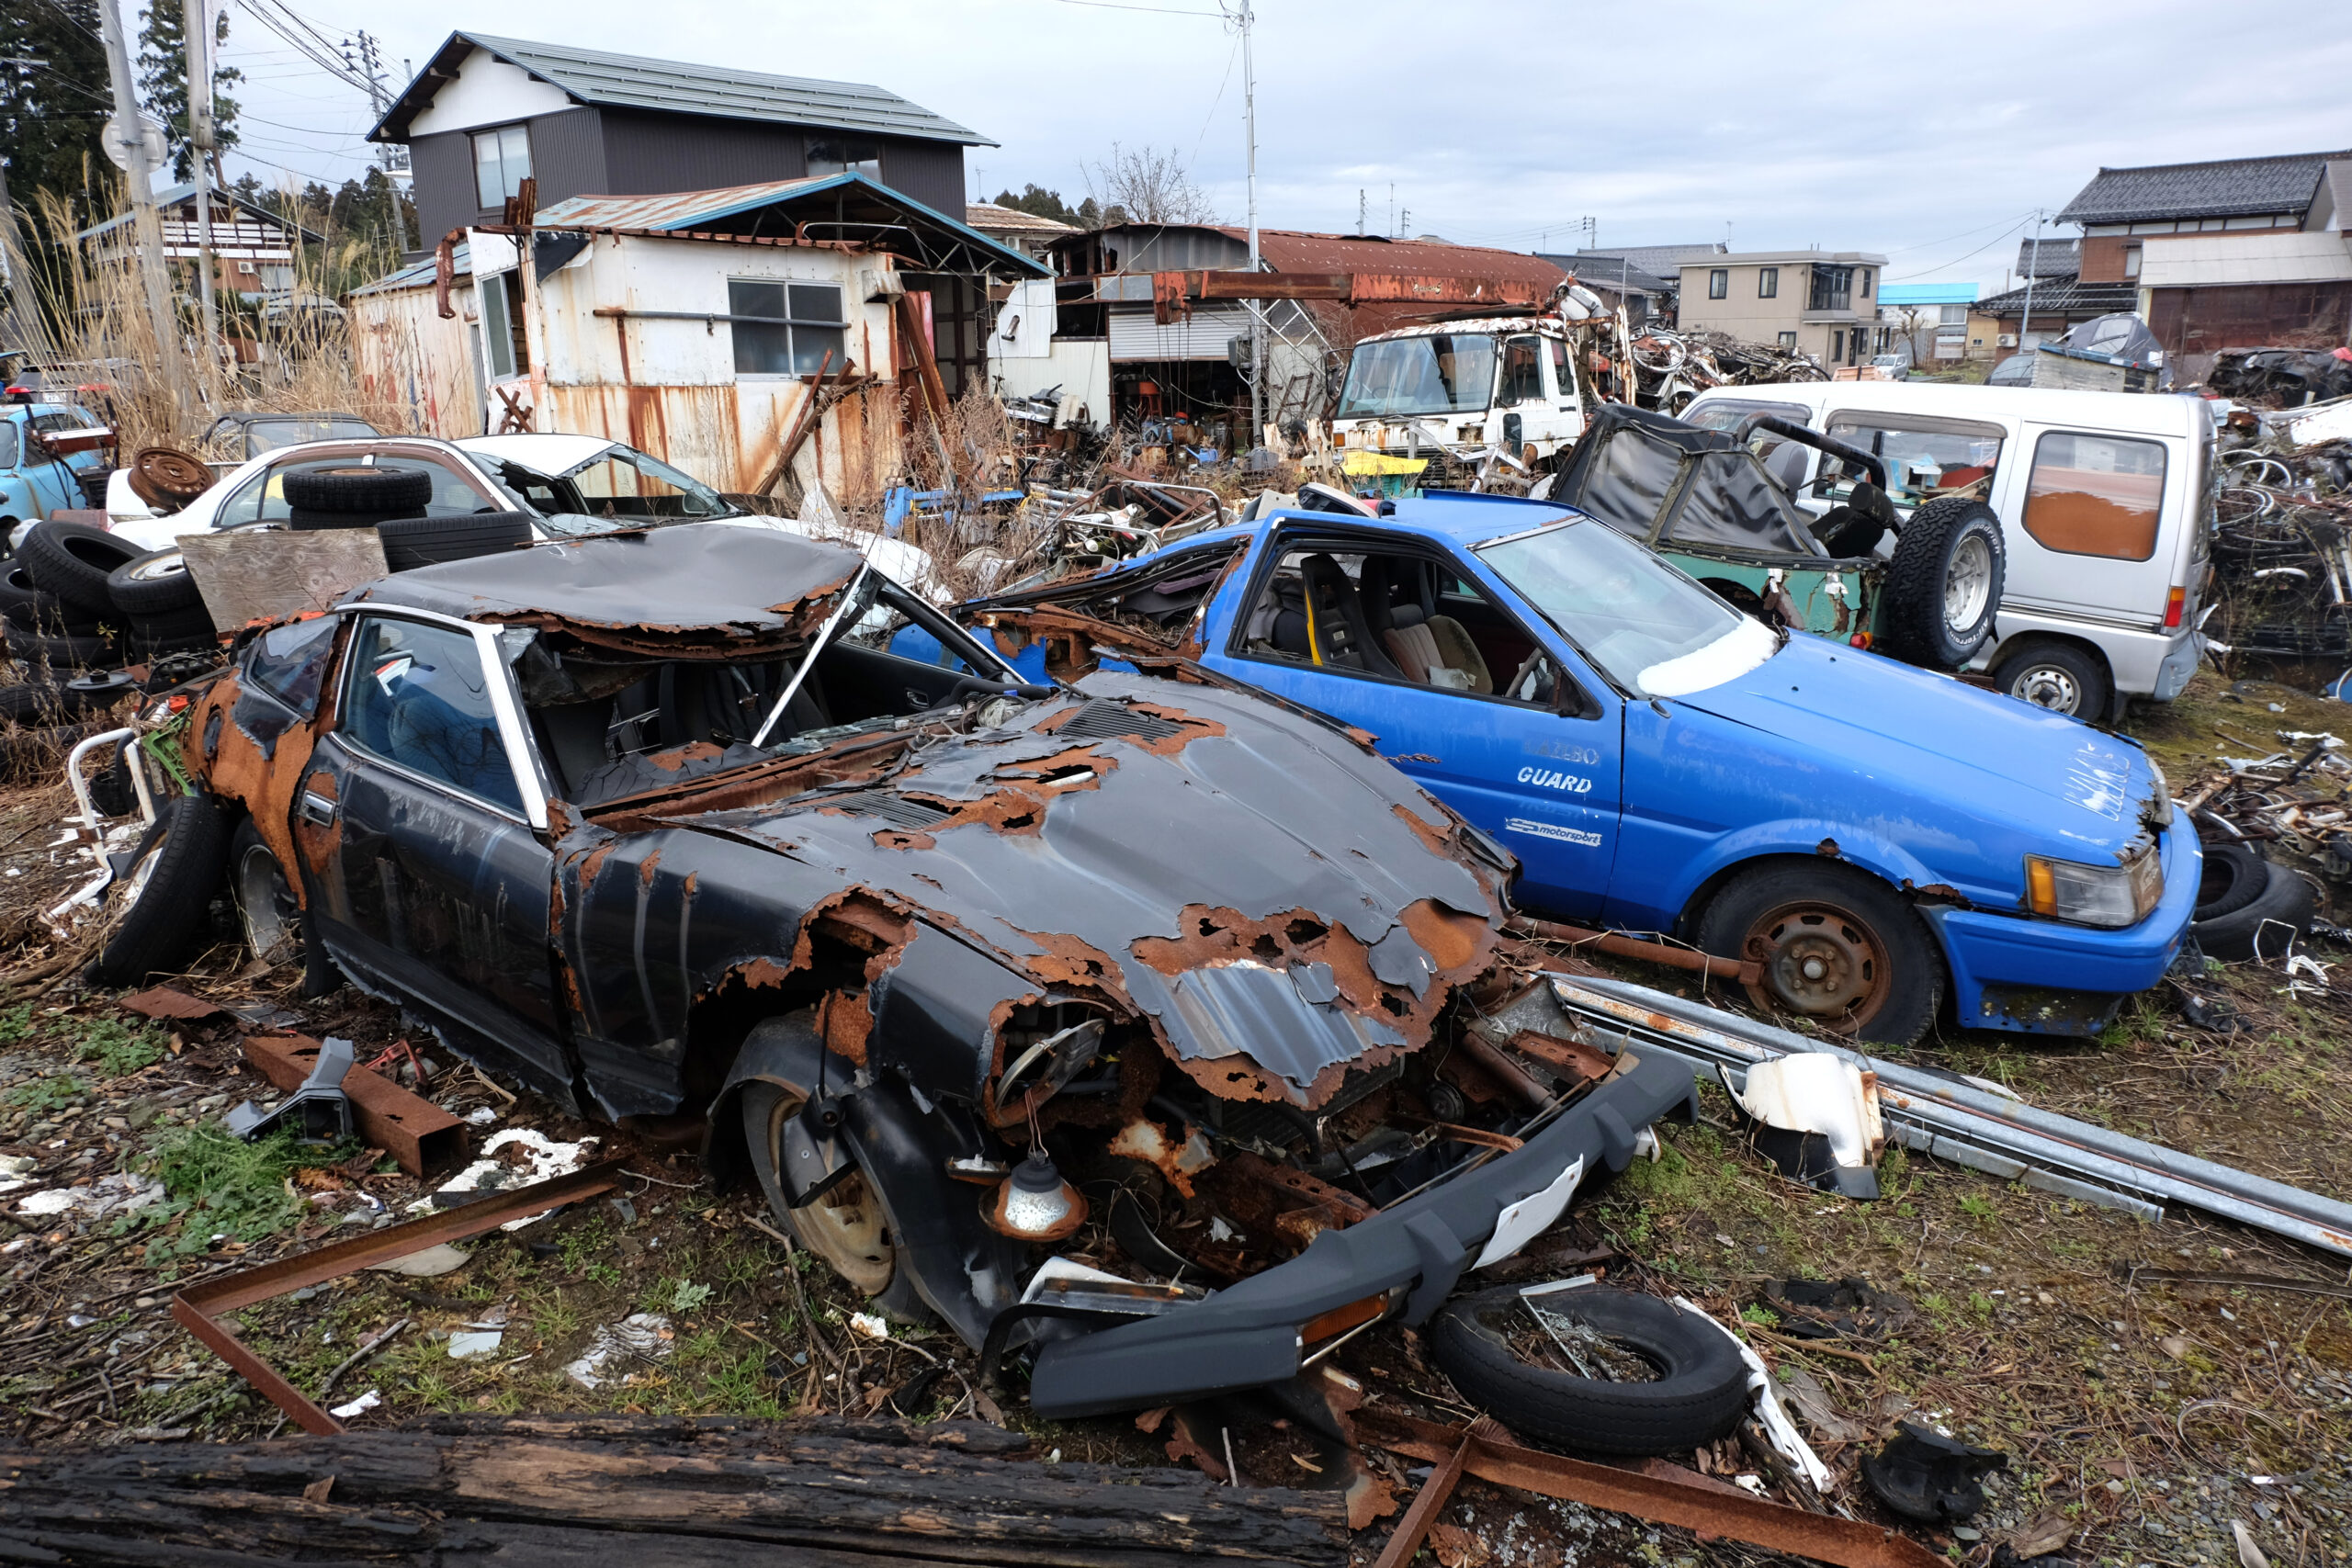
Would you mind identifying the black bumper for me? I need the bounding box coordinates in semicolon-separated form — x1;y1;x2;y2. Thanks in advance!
1027;1052;1698;1417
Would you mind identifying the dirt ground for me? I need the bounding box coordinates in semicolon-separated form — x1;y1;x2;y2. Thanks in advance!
3;666;2348;1568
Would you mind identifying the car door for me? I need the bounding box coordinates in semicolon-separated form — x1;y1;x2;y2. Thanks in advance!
299;608;576;1103
1206;526;1623;916
1996;423;2175;624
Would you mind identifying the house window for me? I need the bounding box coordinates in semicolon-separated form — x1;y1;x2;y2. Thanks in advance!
1778;331;1797;350
1758;266;1778;299
729;278;847;376
479;272;529;378
2123;244;2142;279
1708;268;1728;299
1809;266;1853;312
471;125;532;210
1939;304;1968;327
807;139;882;180
1832;330;1845;361
1859;269;1871;299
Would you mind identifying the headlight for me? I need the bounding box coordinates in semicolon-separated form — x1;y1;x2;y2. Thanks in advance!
2025;844;2163;928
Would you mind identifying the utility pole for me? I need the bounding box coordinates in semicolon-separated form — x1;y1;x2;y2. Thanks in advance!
184;0;220;382
97;0;187;410
1238;0;1261;444
1358;189;1364;238
2019;208;2043;355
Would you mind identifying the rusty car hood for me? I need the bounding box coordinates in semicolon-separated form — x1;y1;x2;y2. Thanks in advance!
677;672;1510;1105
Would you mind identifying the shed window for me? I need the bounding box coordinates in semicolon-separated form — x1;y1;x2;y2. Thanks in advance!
2021;431;2166;561
1707;268;1728;299
729;279;847;376
807;140;882;180
1758;266;1778;299
471;125;532;210
479;272;528;378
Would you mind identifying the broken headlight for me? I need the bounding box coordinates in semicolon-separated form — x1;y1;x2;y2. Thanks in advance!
2024;843;2161;929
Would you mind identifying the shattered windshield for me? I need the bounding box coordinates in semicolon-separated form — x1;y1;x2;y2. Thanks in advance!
1334;334;1497;420
498;446;739;534
1476;521;1775;698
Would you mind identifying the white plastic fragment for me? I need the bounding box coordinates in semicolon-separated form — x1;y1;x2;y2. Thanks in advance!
1474;1155;1585;1269
1672;1296;1836;1493
564;1314;673;1390
848;1312;890;1341
405;1129;600;1232
329;1389;381;1419
447;1330;503;1359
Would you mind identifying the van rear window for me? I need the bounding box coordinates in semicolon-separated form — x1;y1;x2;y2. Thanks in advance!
2021;431;2165;561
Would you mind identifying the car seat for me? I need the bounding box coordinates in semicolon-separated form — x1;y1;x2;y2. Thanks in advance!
1298;554;1399;677
1361;557;1491;694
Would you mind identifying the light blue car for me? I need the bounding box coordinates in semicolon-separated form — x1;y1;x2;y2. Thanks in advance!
928;491;2199;1045
0;400;110;548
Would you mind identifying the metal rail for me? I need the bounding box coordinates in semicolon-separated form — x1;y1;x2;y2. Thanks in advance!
1548;975;2352;1258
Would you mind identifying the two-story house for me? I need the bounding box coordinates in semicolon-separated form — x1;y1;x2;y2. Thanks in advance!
1674;250;1886;367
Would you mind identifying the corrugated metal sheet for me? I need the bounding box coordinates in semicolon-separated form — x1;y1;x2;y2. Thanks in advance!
525;107;609;210
1108;303;1250;362
430;33;993;146
1055;224;1564;293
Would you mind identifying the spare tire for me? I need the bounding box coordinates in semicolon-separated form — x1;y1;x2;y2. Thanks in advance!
122;604;220;662
1878;497;2006;670
127;447;213;511
281;465;433;515
18;521;144;616
2194;840;2267;923
87;793;229;987
108;547;205;616
379;513;534;570
1430;1285;1751;1456
2192;856;2319;962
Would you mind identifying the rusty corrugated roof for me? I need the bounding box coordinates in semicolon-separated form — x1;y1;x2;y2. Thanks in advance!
1238;229;1564;289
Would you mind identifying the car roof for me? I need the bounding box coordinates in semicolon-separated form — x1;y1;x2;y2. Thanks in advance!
1264;492;1580;549
353;520;864;649
1687;378;2208;436
456;434;627;472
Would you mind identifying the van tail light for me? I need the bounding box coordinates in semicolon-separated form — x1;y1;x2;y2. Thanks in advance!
2164;585;2186;629
1849;632;1871;649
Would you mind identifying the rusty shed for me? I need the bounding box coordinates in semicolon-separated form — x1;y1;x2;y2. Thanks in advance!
346;172;1047;501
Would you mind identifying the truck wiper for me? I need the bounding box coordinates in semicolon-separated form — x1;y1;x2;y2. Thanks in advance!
752;561;874;749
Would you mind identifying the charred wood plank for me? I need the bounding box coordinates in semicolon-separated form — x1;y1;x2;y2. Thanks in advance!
0;1417;1345;1567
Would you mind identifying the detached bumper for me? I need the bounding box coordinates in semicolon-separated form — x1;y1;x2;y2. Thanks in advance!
1026;1053;1699;1418
1929;811;2201;1036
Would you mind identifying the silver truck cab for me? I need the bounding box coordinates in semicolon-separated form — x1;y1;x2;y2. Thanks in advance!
1329;316;1589;471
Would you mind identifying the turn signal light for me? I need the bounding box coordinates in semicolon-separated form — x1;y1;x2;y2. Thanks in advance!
2163;586;2187;629
1849;632;1871;649
987;1150;1088;1241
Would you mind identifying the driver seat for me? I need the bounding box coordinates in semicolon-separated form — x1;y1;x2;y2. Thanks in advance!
1298;555;1398;676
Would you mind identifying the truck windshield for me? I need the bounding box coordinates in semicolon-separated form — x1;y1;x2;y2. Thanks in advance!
1334;334;1496;420
1476;520;1774;698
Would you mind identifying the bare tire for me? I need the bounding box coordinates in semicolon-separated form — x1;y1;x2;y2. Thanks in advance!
2192;856;2317;962
108;547;205;616
1989;640;2109;720
281;465;433;514
1694;861;1943;1046
17;522;142;616
1880;498;2004;670
230;817;339;996
87;794;228;987
741;1078;896;1294
1430;1286;1751;1456
379;513;534;571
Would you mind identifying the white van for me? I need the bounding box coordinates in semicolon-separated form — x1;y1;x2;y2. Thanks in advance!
1681;382;2215;720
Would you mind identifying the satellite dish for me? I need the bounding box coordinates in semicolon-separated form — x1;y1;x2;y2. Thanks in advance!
102;114;170;174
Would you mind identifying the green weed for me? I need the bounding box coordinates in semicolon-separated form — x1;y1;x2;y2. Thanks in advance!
130;1124;341;1261
0;1002;36;1043
6;1074;83;1113
68;1018;167;1078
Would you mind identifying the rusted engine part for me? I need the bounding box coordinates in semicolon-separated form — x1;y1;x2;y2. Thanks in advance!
1359;1407;1941;1568
1554;973;2352;1258
174;1160;627;1435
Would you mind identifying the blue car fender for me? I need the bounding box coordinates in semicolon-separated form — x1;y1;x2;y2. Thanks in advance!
1625;817;1956;937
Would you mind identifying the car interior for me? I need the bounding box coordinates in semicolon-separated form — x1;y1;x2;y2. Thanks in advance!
1238;543;1558;705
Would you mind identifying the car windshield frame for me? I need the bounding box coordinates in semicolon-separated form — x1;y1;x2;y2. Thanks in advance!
1334;333;1498;421
501;445;742;532
1474;517;1779;698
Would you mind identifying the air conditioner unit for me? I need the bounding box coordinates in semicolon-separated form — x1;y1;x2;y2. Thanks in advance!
1997;333;2018;348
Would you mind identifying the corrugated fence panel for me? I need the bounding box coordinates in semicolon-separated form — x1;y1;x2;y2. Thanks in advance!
1107;303;1252;362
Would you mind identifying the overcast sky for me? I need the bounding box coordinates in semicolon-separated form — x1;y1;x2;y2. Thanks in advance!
214;0;2352;289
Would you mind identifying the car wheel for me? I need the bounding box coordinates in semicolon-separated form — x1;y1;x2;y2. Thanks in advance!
2193;840;2267;923
741;1078;896;1294
107;547;206;616
1695;862;1943;1046
1429;1285;1752;1456
2191;856;2317;962
87;794;229;987
229;817;339;995
1990;640;2109;719
1880;498;2005;669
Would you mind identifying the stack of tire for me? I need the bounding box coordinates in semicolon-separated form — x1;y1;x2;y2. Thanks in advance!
286;464;532;570
2191;838;2318;960
1;521;219;673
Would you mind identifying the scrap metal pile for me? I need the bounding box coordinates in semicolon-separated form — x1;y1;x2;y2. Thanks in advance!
1620;327;1829;412
2203;421;2352;660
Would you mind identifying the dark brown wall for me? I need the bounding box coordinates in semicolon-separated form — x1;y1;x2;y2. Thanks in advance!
2148;282;2352;356
874;139;966;218
2078;235;2135;283
407;107;607;247
408;130;479;251
599;108;805;193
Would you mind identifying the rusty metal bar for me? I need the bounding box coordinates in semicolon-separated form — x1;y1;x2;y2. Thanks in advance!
243;1033;467;1178
1356;1409;1941;1568
1510;917;1761;986
1371;1431;1473;1568
173;1159;628;1435
1450;1030;1552;1111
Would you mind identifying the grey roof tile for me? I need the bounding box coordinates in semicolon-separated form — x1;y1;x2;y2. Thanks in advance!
2057;151;2350;226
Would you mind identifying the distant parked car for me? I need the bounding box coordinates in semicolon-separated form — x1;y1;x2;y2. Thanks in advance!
199;411;380;462
943;491;2199;1045
1985;353;2036;389
0;400;112;551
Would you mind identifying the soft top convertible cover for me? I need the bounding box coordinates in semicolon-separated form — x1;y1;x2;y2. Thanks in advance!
1550;402;1826;558
352;522;862;657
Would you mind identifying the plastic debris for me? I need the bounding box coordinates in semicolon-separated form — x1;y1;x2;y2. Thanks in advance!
408;1129;600;1232
1860;1422;2008;1523
327;1389;381;1419
563;1314;674;1390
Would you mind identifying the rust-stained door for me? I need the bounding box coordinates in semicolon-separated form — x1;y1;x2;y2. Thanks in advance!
305;615;577;1108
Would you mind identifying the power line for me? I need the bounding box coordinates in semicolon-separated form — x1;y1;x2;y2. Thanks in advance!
1046;0;1223;15
1883;211;2038;282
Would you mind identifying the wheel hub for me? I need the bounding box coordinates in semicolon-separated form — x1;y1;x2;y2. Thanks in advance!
2011;665;2081;712
234;843;299;964
1744;902;1888;1026
1943;533;1993;632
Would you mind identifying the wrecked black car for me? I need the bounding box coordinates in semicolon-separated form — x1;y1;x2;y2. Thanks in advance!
149;523;1695;1415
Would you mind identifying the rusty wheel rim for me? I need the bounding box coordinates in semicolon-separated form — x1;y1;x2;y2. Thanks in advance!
762;1089;894;1294
1738;899;1891;1033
